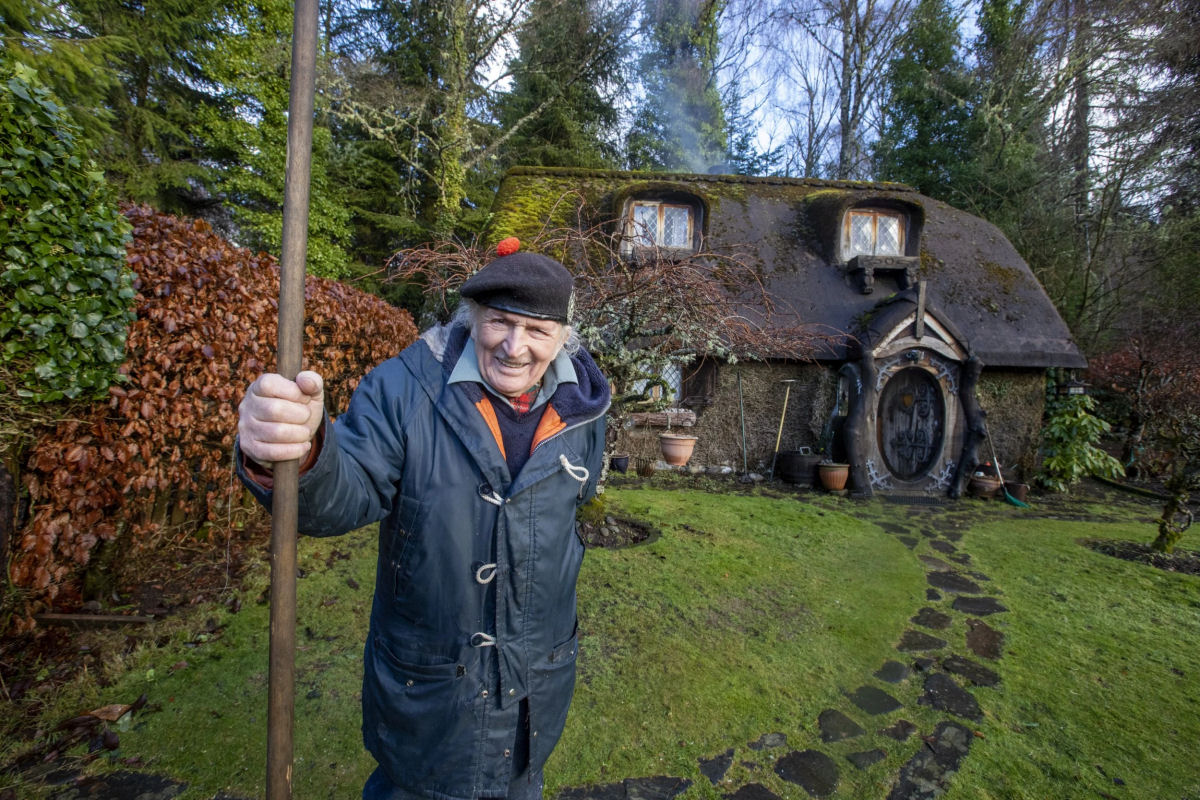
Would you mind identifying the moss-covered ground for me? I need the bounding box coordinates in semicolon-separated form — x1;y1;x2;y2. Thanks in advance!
1;479;1196;799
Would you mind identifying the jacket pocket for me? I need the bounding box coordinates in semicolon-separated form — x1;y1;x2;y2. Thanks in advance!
527;624;579;771
363;634;471;790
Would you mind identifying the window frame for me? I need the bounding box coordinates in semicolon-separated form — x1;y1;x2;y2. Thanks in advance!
843;208;906;258
625;200;697;252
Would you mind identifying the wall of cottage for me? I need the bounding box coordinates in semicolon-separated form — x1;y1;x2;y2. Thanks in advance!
611;362;1048;484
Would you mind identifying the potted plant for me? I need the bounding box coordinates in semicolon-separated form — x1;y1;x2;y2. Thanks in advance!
817;460;850;491
658;432;698;466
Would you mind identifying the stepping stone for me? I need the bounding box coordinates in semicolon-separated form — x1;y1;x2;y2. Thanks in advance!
879;719;918;741
898;536;919;550
560;778;693;800
699;749;734;784
930;540;957;555
625;776;693;800
911;657;936;673
918;555;955;570
911;607;953;630
558;783;628;800
967;571;992;582
952;596;1007;616
847;685;903;715
724;784;781;800
925;589;942;601
874;660;910;683
943;531;963;542
818;709;865;742
966;619;1004;660
926;571;982;594
886;721;973;800
774;750;839;797
878;522;911;535
919;673;982;720
54;772;186;800
748;733;787;751
940;654;1001;687
949;553;972;565
897;630;947;652
846;749;887;770
919;530;937;538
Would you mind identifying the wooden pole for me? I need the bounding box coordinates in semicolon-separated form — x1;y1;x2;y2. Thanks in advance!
267;1;317;798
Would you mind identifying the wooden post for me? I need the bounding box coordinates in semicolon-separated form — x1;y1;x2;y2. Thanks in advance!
915;279;927;340
267;1;317;798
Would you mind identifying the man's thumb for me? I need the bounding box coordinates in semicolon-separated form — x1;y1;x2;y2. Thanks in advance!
296;370;324;398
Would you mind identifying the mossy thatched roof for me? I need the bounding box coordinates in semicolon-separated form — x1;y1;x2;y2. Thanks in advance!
490;167;1086;369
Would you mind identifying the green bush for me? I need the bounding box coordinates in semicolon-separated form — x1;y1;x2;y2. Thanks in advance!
1038;390;1124;492
0;59;135;403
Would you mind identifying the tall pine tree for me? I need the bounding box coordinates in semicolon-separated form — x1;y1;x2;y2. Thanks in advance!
626;0;729;172
199;0;350;277
872;0;973;198
493;0;630;170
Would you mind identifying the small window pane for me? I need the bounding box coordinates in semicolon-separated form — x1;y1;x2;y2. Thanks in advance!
877;216;901;254
661;206;690;247
850;214;874;255
632;204;656;246
661;362;683;403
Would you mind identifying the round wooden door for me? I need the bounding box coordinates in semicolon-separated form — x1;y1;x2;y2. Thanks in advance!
877;367;945;481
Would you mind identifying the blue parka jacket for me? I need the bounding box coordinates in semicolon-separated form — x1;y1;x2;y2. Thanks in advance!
238;322;609;799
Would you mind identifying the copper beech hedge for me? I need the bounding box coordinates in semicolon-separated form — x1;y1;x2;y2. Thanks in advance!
10;206;417;611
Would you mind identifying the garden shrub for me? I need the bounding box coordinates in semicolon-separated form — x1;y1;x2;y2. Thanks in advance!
1038;387;1124;492
0;59;135;405
9;206;418;617
1089;333;1200;551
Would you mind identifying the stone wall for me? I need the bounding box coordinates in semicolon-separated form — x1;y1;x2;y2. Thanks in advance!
613;363;837;472
976;369;1047;481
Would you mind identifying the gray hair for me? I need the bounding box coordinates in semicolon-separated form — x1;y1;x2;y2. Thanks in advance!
454;298;580;356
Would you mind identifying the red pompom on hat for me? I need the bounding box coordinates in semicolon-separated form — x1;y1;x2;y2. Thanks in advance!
496;237;520;256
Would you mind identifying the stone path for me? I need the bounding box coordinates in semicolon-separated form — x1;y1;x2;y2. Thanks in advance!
42;499;1006;800
554;499;1008;800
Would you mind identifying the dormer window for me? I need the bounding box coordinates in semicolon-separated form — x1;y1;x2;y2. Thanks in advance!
627;200;695;250
845;209;905;257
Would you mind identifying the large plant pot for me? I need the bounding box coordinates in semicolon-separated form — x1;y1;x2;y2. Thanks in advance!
818;462;850;491
610;454;630;473
659;434;698;466
777;450;821;487
968;475;1003;499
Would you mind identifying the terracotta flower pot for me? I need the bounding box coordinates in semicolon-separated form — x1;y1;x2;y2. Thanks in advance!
658;433;698;466
818;462;850;491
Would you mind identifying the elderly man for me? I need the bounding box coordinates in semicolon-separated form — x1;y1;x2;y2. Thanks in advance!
236;246;610;800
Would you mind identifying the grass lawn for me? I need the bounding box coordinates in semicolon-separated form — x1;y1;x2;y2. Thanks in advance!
1;479;1197;799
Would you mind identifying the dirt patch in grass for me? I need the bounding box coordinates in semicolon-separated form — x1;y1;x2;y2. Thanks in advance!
577;515;659;548
1082;539;1200;577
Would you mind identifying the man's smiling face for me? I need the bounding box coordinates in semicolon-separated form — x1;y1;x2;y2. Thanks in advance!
472;307;565;398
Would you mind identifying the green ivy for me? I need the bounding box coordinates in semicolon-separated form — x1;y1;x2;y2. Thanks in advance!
1038;390;1125;492
0;59;135;403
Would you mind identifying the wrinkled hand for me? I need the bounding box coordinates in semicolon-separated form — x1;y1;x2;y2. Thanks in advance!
237;371;324;469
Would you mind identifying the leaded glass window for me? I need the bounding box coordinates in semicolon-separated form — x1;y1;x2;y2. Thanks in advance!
627;201;694;250
845;209;905;257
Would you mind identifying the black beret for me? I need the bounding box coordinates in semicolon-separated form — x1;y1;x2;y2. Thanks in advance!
459;252;574;322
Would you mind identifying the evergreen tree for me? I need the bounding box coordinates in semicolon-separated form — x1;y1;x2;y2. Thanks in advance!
199;0;351;278
2;0;232;213
493;0;629;170
626;0;729;172
872;0;973;198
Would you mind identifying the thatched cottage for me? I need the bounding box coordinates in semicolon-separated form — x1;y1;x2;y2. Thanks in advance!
488;167;1086;497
